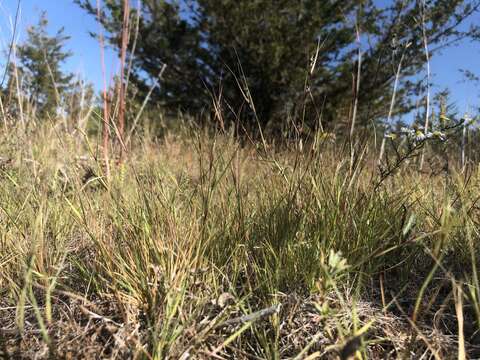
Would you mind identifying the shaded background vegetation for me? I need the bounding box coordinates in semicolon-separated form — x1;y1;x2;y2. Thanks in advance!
75;0;480;136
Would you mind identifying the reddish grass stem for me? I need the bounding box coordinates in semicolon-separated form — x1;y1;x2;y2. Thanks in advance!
118;0;130;162
97;0;110;180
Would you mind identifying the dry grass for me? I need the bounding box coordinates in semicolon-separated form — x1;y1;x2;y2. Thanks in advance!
0;123;479;359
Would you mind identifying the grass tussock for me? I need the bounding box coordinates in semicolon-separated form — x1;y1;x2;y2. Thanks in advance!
1;124;480;359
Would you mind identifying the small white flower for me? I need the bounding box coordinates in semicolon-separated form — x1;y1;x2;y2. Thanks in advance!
415;131;426;141
432;131;446;141
400;127;416;140
463;113;476;125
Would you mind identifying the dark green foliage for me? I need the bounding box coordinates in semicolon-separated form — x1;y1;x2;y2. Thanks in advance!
16;13;73;117
77;0;480;133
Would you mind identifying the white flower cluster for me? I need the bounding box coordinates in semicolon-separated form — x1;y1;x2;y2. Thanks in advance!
386;126;446;142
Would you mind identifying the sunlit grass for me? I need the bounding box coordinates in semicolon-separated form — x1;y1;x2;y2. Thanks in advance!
0;123;479;359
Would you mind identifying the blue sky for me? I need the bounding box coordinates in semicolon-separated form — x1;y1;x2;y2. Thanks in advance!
0;0;117;90
0;0;479;116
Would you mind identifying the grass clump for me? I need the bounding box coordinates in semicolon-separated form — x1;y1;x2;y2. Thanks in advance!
0;124;479;359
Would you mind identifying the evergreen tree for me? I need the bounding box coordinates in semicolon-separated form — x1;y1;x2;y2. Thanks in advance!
16;13;73;117
77;0;480;134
